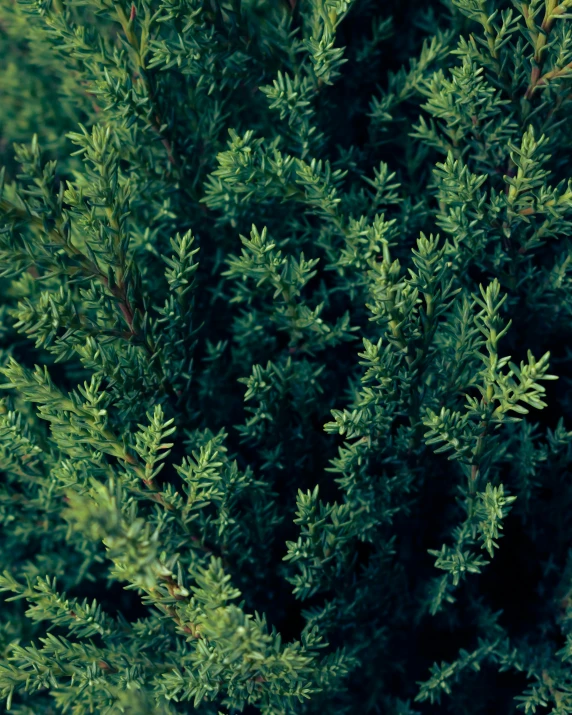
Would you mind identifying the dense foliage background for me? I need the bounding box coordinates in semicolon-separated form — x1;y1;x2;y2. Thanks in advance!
2;0;572;712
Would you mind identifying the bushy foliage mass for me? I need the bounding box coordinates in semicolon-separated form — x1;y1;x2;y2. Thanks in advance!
2;0;572;712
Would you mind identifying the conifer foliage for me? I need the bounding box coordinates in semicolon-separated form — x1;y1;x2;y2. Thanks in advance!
2;0;572;712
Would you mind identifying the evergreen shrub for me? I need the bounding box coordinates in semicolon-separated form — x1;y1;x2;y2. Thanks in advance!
1;0;572;712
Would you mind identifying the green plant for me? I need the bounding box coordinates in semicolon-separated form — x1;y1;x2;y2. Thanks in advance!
1;0;572;712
